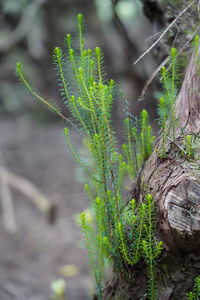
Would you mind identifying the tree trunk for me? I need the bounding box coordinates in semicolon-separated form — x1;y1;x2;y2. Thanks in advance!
104;2;200;299
133;47;200;299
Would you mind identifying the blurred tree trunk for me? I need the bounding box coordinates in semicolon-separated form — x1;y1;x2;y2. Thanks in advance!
103;1;200;299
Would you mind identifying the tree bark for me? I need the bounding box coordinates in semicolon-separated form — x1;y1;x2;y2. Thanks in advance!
103;2;200;299
132;46;200;299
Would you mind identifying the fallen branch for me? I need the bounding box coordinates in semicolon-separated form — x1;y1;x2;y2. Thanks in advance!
0;171;18;234
0;0;46;52
0;165;56;225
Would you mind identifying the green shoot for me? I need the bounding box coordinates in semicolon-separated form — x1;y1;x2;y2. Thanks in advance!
16;14;163;300
187;275;200;300
183;135;195;160
158;47;180;157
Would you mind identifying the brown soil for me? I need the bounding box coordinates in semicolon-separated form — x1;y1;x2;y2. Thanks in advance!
0;117;92;300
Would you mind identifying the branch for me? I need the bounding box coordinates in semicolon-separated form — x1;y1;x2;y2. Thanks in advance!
0;172;18;234
133;0;196;65
0;0;46;52
138;26;200;101
0;165;56;224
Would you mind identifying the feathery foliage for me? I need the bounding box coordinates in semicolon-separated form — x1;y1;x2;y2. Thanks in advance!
187;275;200;300
15;14;171;300
157;35;200;160
182;134;195;160
157;47;179;157
123;109;155;178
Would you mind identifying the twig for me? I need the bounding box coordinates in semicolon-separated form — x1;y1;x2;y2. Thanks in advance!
138;56;169;101
167;137;186;154
145;29;165;42
0;0;46;52
0;165;56;224
138;26;200;101
0;172;18;234
133;0;196;65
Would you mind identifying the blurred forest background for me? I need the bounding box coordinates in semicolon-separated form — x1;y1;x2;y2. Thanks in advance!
0;1;158;299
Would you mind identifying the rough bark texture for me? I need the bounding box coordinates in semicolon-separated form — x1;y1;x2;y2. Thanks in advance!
132;48;200;299
104;2;200;298
136;49;200;252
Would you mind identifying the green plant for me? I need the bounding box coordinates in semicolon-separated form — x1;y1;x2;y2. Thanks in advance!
16;14;163;300
141;194;163;300
187;275;200;300
193;35;200;66
182;135;195;160
157;36;200;159
123;109;155;178
157;47;179;157
50;279;66;300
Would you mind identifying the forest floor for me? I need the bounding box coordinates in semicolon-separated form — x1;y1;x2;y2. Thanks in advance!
0;117;92;300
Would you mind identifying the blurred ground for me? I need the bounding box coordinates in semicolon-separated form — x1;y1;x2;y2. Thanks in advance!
0;117;91;300
0;2;157;299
